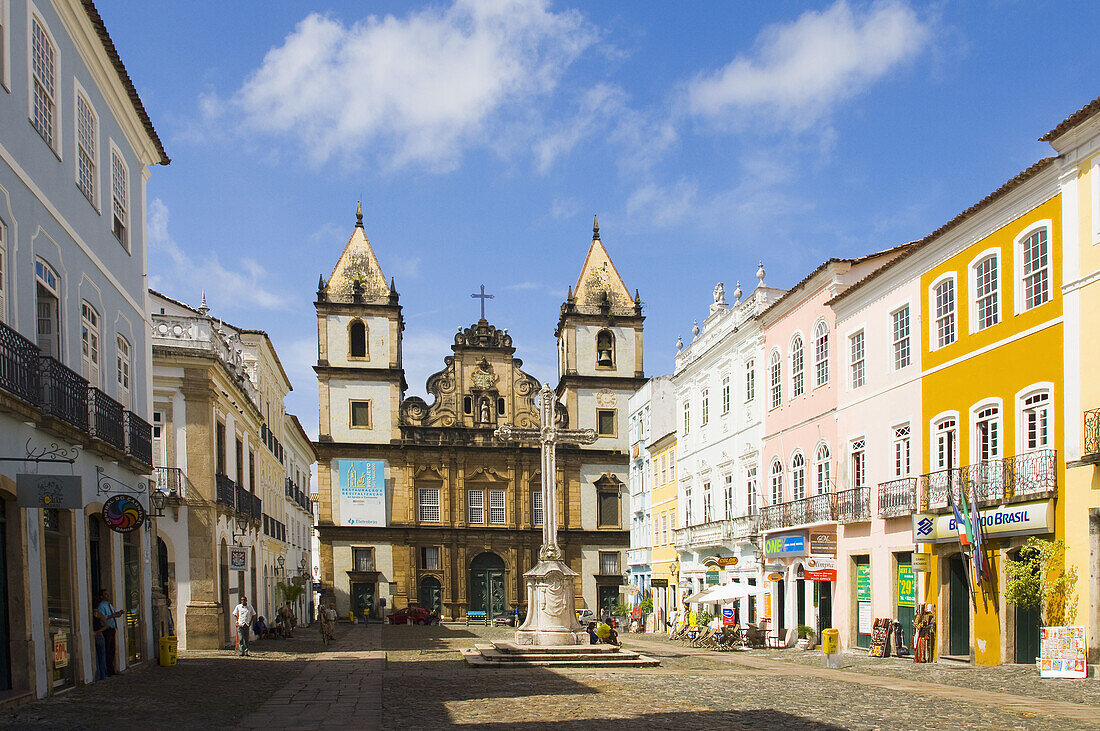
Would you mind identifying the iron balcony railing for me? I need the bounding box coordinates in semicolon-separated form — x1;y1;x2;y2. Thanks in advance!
88;388;125;451
878;477;918;518
0;319;40;405
836;487;871;523
215;473;236;508
39;356;89;431
126;412;153;468
918;450;1058;511
1084;409;1100;460
673;514;760;550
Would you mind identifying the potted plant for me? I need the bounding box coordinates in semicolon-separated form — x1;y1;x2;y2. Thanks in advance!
796;624;815;650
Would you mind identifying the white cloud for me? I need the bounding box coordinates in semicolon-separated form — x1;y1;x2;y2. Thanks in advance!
147;198;286;310
237;0;596;169
402;330;459;399
688;0;930;128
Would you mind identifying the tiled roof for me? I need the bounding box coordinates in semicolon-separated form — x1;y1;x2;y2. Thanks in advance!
81;1;169;165
828;157;1057;307
1040;94;1100;143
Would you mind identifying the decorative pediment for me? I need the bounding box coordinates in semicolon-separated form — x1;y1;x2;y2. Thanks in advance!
466;466;509;482
455;320;513;350
413;465;445;481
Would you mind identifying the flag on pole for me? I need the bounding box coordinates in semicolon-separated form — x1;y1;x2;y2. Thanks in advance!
969;476;989;583
948;489;970;550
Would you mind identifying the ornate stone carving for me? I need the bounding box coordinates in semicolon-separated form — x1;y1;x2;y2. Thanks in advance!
595;389;616;408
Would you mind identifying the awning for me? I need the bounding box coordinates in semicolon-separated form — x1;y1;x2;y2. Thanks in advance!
683;587;716;603
687;582;765;604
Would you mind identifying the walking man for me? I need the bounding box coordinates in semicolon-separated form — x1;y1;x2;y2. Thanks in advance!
96;589;124;676
232;596;256;656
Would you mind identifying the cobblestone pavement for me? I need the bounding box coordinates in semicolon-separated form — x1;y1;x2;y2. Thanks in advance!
1;623;1097;730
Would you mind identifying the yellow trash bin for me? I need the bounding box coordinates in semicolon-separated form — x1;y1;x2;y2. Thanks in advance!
821;628;840;654
159;635;178;667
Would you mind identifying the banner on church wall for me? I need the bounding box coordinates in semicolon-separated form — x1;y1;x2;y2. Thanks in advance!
337;460;386;527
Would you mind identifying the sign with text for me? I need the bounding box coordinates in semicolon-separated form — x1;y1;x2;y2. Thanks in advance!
1040;626;1087;678
763;530;808;558
858;602;873;635
809;527;837;557
716;556;739;567
912;553;931;573
805;557;837;582
897;565;915;607
651;578;668;588
17;474;82;509
913;500;1053;543
229;546;248;572
337;459;386;527
856;562;872;602
722;607;735;626
706;570;720;585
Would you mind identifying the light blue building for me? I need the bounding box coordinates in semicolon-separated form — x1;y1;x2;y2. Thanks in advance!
0;0;167;697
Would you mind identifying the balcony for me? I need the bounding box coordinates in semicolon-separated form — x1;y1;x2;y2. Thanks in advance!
40;356;89;431
88;388;125;451
154;467;204;505
215;473;236;508
835;487;871;523
760;488;871;532
1084;409;1099;464
627;547;652;566
151;313;259;410
125;412;153;468
0;319;40;405
878;477;918;518
918;450;1058;512
673;514;760;550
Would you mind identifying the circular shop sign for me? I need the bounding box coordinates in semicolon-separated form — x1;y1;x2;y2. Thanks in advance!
102;494;146;533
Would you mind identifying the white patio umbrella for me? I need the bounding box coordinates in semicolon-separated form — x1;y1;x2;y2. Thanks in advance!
700;582;765;603
683;586;719;604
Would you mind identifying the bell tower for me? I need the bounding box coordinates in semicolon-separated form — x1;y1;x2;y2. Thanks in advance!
314;202;406;445
554;216;645;453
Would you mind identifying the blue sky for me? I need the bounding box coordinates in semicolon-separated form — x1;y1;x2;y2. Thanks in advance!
101;0;1100;436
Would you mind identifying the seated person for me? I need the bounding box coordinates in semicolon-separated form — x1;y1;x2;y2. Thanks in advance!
253;615;270;639
606;626;621;647
586;622;599;644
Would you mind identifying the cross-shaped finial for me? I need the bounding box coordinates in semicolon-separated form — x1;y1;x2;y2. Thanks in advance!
471;284;494;320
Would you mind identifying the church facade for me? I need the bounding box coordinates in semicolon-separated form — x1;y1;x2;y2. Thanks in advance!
313;210;644;620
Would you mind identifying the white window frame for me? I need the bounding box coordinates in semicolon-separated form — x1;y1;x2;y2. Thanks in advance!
109;140;130;252
850;437;866;489
702;482;712;523
891;305;911;371
74;82;98;208
1014;221;1053;314
531;490;543;526
682;401;690;435
701;389;709;426
684;486;693;526
1015;383;1055;454
721;375;730;415
467;488;484;524
849;329;865;389
813;319;829;387
723;473;734;518
745;466;758;515
768;349;782;410
790;451;806;501
745;359;755;403
790;332;805;398
28;8;60;154
814;442;831;495
488;488;506;525
769;459;783;504
116;334;131;408
930;411;960;471
969;248;1001;333
893;424;911;478
969;398;1003;465
418;487;440;522
930;273;957;350
81;301;100;387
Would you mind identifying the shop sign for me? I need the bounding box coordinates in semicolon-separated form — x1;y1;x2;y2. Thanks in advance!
766;572;784;582
1040;626;1087;678
651;578;668;588
857;602;873;635
764;594;772;619
229;546;249;571
716;556;739;567
722;607;735;626
53;630;69;669
102;495;146;533
706;570;720;585
805;557;837;582
16;474;83;509
809;527;837;557
912;500;1053;543
337;459;387;527
897;565;915;608
763;530;808;558
856;562;871;602
912;553;931;573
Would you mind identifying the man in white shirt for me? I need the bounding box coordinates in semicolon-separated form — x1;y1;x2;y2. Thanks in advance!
231;596;256;656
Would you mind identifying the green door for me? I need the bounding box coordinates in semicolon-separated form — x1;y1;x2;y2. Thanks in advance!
896;554;915;650
469;553;506;617
598;585;619;618
855;557;871;649
351;582;375;621
419;577;442;614
1015;604;1040;664
948;555;970;657
816;581;832;636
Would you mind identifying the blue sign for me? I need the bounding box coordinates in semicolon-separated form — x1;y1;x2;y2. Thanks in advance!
337;459;387;527
763;530;808;558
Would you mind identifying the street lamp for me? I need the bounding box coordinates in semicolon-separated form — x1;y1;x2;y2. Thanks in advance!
149;489;168;518
277;555;286;574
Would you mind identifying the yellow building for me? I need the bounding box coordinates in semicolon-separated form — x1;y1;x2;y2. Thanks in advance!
915;162;1064;665
1045;95;1100;661
649;432;678;623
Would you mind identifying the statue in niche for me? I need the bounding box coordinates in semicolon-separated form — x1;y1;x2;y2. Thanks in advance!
480;399;491;423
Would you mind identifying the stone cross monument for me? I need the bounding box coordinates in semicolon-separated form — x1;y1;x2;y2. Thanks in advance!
495;383;596;645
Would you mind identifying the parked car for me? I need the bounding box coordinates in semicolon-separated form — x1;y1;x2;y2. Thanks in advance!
576;608;596;624
388;606;434;625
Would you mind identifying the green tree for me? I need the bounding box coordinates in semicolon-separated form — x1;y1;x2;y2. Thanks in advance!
1004;537;1078;627
276;575;307;606
639;598;653;615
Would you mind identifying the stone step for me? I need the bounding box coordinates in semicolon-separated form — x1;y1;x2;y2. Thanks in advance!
490;641;623;655
461;648;660;668
475;646;646;663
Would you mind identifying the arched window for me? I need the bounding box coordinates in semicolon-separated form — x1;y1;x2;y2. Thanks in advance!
596;329;615;368
814;443;831;494
933;417;958;471
814;321;829;386
35;258;60;358
769;350;782;410
81;301;100;386
790;335;804;398
349;320;368;358
974;403;1001;462
1021;390;1051;452
790;452;805;501
770;459;783;504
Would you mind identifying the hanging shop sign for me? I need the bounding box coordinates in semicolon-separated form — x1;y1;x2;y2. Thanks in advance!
912;500;1053;543
102;494;146;533
897;565;916;608
766;572;784;582
705;570;720;585
716;556;739;567
16;474;83;509
229;546;249;572
651;578;668;588
763;594;772;619
809;527;837;557
912;553;931;573
805;557;837;582
337;459;387;527
763;530;808;558
1039;626;1087;678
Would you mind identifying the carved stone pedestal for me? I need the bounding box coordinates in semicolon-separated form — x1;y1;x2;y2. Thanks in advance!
514;559;586;646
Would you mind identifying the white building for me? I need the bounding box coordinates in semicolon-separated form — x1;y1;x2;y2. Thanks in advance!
0;0;168;697
626;376;675;603
673;273;784;619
